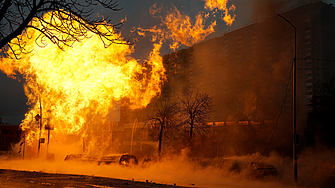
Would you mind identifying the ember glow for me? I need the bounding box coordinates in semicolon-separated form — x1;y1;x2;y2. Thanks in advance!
0;11;165;146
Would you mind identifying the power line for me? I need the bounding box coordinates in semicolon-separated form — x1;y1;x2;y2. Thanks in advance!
298;68;335;70
298;58;335;62
257;61;293;162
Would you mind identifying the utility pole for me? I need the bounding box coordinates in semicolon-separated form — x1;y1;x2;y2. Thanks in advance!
37;97;42;157
47;127;50;153
277;14;298;184
22;133;25;159
130;118;138;154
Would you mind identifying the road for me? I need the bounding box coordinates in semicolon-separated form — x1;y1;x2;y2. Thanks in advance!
0;169;187;188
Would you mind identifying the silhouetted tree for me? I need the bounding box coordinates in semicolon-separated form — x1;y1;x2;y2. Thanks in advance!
0;0;124;58
145;98;179;157
179;91;213;142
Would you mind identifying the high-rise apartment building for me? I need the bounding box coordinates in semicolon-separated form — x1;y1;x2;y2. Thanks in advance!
119;1;335;154
163;1;335;129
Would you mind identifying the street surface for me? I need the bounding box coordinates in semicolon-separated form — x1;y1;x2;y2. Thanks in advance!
0;169;187;188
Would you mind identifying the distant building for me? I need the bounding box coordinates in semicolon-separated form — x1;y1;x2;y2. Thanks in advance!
161;1;335;149
120;1;335;153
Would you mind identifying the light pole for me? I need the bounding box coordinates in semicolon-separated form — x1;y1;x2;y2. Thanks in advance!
37;97;43;157
277;14;298;184
130;118;138;154
24;81;45;158
22;132;25;159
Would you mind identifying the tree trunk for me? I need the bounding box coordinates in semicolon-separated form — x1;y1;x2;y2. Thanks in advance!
190;120;193;141
158;124;164;158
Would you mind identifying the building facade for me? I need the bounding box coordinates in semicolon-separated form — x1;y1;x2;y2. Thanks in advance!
119;1;335;156
161;1;335;149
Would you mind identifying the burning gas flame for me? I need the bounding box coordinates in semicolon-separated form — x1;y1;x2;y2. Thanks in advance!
150;3;217;50
0;11;165;146
0;1;236;151
135;1;235;51
203;0;236;25
161;6;217;50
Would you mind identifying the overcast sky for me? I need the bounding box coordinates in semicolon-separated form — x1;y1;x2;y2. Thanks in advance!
1;0;334;124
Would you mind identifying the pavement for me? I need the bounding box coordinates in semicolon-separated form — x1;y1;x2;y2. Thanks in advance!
0;169;188;188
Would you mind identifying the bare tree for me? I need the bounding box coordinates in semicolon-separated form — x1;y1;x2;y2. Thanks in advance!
179;91;213;142
145;97;179;157
0;0;124;59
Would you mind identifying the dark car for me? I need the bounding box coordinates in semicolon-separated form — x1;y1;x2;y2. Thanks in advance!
248;162;277;179
64;154;99;163
97;154;138;166
64;154;83;161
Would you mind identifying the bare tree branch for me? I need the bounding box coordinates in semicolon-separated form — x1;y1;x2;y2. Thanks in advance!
179;91;213;141
0;0;124;59
145;97;179;157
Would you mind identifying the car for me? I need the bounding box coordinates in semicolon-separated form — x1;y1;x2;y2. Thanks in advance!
248;162;277;179
64;154;83;161
64;154;99;163
97;154;138;166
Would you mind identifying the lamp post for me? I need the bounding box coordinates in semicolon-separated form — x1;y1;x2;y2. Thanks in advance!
277;14;298;184
25;80;45;158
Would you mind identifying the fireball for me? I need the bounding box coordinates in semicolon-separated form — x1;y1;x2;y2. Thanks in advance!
0;11;165;146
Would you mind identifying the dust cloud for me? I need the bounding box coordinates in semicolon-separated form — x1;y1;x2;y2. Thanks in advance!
1;141;335;188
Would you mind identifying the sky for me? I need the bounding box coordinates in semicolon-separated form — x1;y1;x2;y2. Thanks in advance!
1;0;335;124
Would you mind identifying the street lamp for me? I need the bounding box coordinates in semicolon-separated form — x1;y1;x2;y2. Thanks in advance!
277;13;298;184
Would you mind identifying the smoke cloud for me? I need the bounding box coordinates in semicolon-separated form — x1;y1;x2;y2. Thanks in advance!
2;145;335;187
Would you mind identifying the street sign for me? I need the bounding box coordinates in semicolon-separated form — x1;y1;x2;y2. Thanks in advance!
45;124;54;130
39;138;45;143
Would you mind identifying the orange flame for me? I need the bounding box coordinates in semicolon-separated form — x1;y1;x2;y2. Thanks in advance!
163;6;217;50
203;0;236;25
136;1;235;51
0;11;165;146
138;3;216;50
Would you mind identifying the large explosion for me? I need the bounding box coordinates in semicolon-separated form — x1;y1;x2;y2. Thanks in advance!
0;1;235;154
0;11;165;148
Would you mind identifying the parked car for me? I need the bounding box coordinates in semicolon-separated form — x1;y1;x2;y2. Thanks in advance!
64;154;99;163
64;154;83;161
248;162;277;179
97;154;138;166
